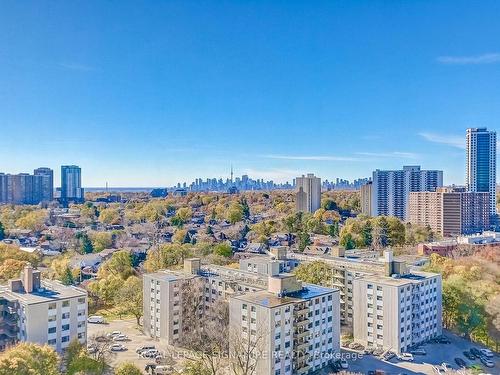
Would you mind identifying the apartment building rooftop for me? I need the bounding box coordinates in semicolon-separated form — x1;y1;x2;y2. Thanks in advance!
357;270;438;287
0;280;86;305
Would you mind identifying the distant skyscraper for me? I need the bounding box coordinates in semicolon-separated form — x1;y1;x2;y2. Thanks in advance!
371;166;443;220
466;128;497;219
61;165;84;203
295;174;321;213
360;181;372;216
34;167;53;202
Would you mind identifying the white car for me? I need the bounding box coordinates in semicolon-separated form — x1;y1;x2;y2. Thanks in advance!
110;343;126;352
480;357;495;368
113;334;128;341
340;359;348;369
480;348;494;358
87;315;104;324
141;349;161;358
398;353;414;361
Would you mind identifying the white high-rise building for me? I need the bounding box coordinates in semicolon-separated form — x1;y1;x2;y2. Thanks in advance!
295;174;321;213
466;128;497;219
371;166;443;220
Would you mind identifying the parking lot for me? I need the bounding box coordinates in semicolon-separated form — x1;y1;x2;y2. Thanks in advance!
90;321;498;375
342;331;499;375
87;318;187;374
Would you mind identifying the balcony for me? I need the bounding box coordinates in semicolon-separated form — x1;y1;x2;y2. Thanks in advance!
294;330;309;339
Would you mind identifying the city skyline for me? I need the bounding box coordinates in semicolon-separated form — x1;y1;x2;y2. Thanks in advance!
2;2;500;186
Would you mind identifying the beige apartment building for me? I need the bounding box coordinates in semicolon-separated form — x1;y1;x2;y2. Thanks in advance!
360;182;372;216
295;174;321;213
0;264;88;352
353;269;442;353
144;258;341;374
408;187;489;236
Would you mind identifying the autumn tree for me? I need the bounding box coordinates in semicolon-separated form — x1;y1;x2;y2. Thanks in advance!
114;276;143;325
0;343;59;375
293;261;332;286
114;362;142;375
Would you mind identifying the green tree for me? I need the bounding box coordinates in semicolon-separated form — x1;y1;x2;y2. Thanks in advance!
97;250;134;279
0;221;4;240
293;261;332;286
114;362;142;375
340;232;355;250
90;232;113;252
61;266;75;285
0;343;60;375
213;243;232;258
297;231;311;252
114;276;143;325
361;220;372;247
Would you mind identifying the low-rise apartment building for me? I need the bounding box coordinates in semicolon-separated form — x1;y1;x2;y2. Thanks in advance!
230;274;340;375
353;269;442;353
0;264;87;352
144;259;341;374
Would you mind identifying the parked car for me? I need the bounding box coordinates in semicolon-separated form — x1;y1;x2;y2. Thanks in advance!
373;348;385;356
382;351;396;361
113;334;128;341
470;348;482;357
454;358;467;368
480;357;495;368
367;371;376;375
144;364;156;373
437;337;451;344
107;331;122;338
480;348;494;358
87;345;97;354
136;345;156;354
397;353;414;362
364;347;375;355
87;315;104;324
349;342;364;350
110;343;126;352
410;348;427;355
141;349;161;358
463;351;476;360
340;359;349;369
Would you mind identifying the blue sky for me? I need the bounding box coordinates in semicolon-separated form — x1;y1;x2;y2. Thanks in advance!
1;1;499;187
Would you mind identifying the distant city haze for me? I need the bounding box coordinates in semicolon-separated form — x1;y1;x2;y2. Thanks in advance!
1;2;500;186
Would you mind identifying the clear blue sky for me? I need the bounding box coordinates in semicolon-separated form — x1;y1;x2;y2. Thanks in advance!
1;1;499;187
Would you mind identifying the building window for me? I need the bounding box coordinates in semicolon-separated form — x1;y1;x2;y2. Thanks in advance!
62;336;70;343
62;300;70;308
62;324;70;331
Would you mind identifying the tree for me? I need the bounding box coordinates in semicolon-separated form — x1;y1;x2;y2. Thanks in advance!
297;231;311;252
293;261;332;286
114;362;142;375
76;232;94;254
173;228;188;244
97;250;134;279
65;339;106;375
0;221;4;240
90;232;113;252
180;280;229;375
340;232;355;250
229;322;267;375
361;220;372;247
0;259;27;281
14;210;47;233
98;207;121;225
227;203;244;224
213;243;232;258
0;343;59;375
143;244;192;272
61;266;75;285
114;276;143;325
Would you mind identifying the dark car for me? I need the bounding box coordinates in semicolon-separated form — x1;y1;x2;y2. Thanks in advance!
368;371;376;375
470;348;481;357
144;364;156;373
463;351;476;360
454;358;467;368
437;337;451;344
